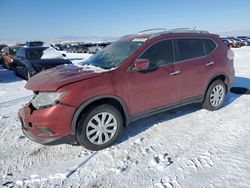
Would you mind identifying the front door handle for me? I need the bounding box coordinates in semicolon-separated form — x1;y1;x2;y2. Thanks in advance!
206;61;215;66
169;70;180;76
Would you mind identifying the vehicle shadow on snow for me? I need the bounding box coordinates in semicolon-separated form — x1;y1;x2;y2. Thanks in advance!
118;103;202;145
0;65;24;83
118;76;250;145
229;76;250;95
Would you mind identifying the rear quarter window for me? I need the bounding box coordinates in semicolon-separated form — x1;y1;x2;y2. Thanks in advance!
174;38;205;61
203;39;217;55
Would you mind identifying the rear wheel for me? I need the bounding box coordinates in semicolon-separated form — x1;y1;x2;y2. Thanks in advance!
76;104;123;151
202;80;227;111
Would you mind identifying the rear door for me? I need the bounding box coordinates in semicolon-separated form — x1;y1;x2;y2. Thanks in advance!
125;39;181;115
174;38;217;101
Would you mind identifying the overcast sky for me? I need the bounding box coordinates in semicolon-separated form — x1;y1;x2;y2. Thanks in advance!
0;0;250;41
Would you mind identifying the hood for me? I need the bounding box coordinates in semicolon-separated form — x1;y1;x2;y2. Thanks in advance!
25;64;103;91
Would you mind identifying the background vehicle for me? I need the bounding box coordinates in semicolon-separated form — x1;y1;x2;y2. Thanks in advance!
0;44;7;64
66;44;89;53
25;41;45;47
237;37;250;46
227;37;247;47
226;37;241;47
87;43;102;54
0;44;7;51
220;38;234;47
237;36;249;46
1;45;22;69
13;46;72;80
19;28;235;150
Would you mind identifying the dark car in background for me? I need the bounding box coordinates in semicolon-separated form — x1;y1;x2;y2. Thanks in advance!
0;44;7;51
13;46;72;80
1;45;22;69
0;44;7;64
66;44;88;53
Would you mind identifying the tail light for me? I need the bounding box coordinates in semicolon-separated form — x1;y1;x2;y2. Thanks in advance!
227;48;234;60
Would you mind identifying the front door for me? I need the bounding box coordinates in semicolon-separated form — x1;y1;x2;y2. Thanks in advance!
125;39;181;116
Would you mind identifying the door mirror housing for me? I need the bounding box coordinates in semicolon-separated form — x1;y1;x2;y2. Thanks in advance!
134;59;150;71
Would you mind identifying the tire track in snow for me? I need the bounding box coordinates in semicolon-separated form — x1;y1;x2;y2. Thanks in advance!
0;95;33;109
66;151;97;178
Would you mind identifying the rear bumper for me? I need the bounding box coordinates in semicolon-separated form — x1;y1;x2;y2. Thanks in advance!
18;102;77;145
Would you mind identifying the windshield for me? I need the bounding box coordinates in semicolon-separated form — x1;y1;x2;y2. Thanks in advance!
9;47;20;55
27;47;48;59
81;41;143;69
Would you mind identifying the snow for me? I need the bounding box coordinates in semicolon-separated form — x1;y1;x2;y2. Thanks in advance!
0;47;250;187
62;52;92;65
76;64;116;73
41;47;64;59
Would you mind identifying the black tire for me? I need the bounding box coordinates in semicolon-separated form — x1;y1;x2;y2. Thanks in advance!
202;80;227;111
76;104;123;151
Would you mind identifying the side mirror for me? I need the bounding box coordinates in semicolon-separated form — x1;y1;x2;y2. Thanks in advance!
134;59;150;71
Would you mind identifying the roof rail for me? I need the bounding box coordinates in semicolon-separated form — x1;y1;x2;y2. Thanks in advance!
169;27;191;31
136;28;210;39
168;28;209;34
137;28;168;35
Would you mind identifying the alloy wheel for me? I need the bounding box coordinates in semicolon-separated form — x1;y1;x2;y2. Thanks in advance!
210;85;225;107
86;112;118;145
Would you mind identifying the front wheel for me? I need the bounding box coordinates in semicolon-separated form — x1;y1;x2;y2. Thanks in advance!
202;80;227;111
76;104;123;151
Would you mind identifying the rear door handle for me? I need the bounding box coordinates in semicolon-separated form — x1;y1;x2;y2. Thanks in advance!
169;70;180;76
206;61;215;66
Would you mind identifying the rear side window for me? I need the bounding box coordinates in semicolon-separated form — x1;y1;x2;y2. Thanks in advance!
174;38;205;61
203;39;217;55
139;40;174;68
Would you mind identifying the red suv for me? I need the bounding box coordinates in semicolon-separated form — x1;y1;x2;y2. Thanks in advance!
19;29;235;150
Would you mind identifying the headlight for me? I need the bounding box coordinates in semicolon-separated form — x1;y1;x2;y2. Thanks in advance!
31;91;67;109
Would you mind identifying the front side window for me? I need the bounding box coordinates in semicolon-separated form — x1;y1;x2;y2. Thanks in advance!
175;38;205;61
139;40;174;68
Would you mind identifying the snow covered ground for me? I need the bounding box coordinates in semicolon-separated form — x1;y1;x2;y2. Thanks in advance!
0;48;250;188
